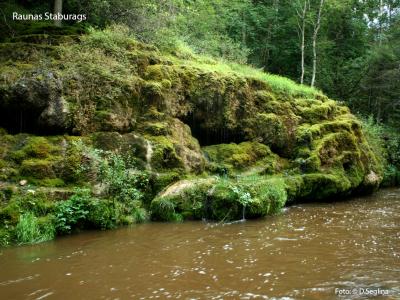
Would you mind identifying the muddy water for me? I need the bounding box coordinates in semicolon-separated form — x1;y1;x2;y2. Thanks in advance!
1;189;399;300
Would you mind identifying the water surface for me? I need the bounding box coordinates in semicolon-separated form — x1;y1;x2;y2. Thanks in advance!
1;189;399;299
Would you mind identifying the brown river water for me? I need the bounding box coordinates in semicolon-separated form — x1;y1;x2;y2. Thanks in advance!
0;188;399;300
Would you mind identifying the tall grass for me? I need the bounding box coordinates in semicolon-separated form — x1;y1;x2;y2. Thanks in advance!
15;213;55;245
170;41;320;98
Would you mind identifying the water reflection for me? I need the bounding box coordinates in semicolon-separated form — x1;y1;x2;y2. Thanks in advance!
0;188;399;299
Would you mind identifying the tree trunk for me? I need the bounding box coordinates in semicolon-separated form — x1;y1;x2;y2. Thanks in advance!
296;0;308;85
311;0;324;88
54;0;63;27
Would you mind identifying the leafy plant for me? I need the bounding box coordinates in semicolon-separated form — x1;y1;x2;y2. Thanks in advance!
55;189;91;234
14;213;55;244
0;228;11;247
87;199;117;230
75;141;149;203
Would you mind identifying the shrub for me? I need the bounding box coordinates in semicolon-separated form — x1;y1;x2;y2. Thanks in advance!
0;227;11;247
131;206;149;223
76;141;149;202
361;116;400;186
262;180;287;214
87;199;117;230
150;196;180;221
15;192;55;217
55;189;91;234
382;164;400;187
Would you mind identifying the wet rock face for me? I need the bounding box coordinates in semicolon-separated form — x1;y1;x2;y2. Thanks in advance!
0;71;69;134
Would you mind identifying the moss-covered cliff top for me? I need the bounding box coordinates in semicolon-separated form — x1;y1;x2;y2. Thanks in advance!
0;25;383;227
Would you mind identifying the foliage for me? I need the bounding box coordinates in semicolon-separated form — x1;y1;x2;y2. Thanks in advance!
14;212;55;245
150;175;289;222
54;187;148;234
0;228;11;247
231;186;252;208
260;179;287;214
86;199;117;230
360;115;400;186
150;196;180;222
74;141;149;201
97;152;148;203
1;0;398;247
54;189;91;234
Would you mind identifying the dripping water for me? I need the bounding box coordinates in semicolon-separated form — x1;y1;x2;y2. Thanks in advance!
145;140;153;171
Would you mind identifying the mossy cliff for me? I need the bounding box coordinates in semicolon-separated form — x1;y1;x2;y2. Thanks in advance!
0;26;383;242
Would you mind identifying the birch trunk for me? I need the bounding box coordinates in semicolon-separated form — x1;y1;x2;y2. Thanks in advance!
311;0;324;88
296;0;308;85
54;0;63;27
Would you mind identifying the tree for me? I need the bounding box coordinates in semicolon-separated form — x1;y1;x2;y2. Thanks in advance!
54;0;63;27
295;0;309;84
311;0;324;87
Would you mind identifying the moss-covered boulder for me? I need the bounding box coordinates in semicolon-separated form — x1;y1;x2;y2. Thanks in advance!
0;26;384;224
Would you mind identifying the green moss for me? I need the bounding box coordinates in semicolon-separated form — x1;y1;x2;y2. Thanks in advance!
144;64;173;81
3;192;55;220
36;178;65;187
244;176;287;215
207;181;242;221
0;159;6;169
0;26;386;233
204;142;276;172
61;139;85;183
6;136;60;167
20;159;56;179
147;135;184;170
151;175;288;222
22;137;54;158
92;132;124;151
297;173;352;200
283;175;304;202
9;150;27;164
150;178;214;221
0;200;21;225
140;122;170;136
150;171;182;195
246;113;288;151
142;80;164;98
297;100;337;123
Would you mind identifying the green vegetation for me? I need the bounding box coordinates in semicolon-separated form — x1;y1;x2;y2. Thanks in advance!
361;117;400;187
150;175;288;222
15;213;55;245
0;0;398;247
